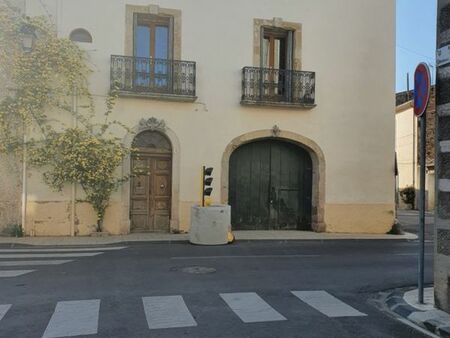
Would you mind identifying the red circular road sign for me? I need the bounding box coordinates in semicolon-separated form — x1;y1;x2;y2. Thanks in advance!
414;63;431;117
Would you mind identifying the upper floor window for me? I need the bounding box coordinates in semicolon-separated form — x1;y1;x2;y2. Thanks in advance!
261;27;294;70
134;14;172;59
69;28;92;43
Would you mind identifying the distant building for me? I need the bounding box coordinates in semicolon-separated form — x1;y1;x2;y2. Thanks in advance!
395;87;436;210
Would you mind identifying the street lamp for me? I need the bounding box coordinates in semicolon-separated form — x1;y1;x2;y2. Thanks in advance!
20;22;36;53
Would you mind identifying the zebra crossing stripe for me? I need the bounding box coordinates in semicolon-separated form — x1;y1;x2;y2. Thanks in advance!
0;260;73;267
0;304;11;321
220;292;287;323
0;270;34;277
0;246;126;253
42;299;100;338
0;252;102;259
291;291;367;318
142;295;197;329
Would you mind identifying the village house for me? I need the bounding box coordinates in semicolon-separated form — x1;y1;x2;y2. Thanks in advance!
0;0;396;236
395;88;436;211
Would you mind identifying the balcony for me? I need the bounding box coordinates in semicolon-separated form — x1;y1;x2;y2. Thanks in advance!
241;67;316;108
110;55;196;102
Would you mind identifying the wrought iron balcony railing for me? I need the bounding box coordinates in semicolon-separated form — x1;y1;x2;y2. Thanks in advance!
110;55;196;101
241;67;316;107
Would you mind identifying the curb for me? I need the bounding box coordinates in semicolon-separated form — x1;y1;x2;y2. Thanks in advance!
0;231;418;246
383;289;450;337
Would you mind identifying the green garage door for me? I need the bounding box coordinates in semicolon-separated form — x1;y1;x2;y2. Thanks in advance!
229;139;312;230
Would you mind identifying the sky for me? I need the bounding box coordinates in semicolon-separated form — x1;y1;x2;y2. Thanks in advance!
396;0;437;93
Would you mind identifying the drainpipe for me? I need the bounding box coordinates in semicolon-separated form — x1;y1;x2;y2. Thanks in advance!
21;123;27;235
70;86;78;236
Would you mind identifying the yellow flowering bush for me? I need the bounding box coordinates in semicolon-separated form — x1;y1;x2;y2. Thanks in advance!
29;129;129;231
0;6;131;232
0;7;91;151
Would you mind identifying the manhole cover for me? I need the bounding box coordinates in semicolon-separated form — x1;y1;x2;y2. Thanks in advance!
181;266;216;274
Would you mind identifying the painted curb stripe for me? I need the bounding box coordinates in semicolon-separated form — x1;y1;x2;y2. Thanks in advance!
0;260;73;266
220;292;286;323
142;295;197;329
291;291;367;318
441;141;450;153
0;270;34;277
0;246;126;253
0;252;102;259
42;299;100;338
439;179;450;192
0;304;11;322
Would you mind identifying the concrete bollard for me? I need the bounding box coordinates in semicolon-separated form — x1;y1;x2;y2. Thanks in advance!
189;205;231;245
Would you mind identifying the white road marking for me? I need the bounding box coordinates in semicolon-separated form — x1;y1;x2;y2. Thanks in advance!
291;291;367;318
42;299;100;338
0;304;11;321
220;292;287;323
0;270;35;277
142;295;197;329
0;260;73;266
0;246;126;253
0;252;102;259
394;253;433;256
171;254;320;260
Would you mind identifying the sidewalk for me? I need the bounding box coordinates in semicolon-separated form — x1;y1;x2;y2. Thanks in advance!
383;287;450;337
0;230;417;246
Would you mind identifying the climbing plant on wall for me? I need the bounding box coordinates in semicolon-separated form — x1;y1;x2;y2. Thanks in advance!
0;6;131;232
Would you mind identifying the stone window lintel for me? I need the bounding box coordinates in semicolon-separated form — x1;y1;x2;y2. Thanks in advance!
253;18;302;70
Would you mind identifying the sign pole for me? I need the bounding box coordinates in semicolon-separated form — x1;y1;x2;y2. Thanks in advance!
418;113;426;304
413;62;431;305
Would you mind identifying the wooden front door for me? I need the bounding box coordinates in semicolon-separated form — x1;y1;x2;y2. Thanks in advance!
130;131;172;232
229;139;312;231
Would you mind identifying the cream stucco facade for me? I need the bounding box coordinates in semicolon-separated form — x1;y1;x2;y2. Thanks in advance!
3;0;396;236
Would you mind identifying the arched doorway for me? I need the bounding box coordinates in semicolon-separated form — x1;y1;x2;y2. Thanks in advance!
130;130;172;232
229;139;313;230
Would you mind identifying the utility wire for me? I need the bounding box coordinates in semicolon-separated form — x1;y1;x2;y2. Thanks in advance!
396;44;436;63
38;0;53;23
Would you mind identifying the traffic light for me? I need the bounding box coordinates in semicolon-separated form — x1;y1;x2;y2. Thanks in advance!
202;166;213;206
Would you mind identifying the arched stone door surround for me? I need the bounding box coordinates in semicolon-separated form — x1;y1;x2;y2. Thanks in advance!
122;118;181;232
221;129;326;232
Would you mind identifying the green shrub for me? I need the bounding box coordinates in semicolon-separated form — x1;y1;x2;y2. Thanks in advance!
400;186;415;208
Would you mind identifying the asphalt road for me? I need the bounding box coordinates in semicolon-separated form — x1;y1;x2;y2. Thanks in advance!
0;239;433;338
397;209;435;241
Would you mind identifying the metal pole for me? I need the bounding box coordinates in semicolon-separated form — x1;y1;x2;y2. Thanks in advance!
70;85;77;237
418;113;427;304
21;123;27;236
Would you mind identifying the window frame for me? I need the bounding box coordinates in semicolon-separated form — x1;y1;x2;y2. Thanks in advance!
69;28;93;43
133;13;174;60
261;26;294;70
